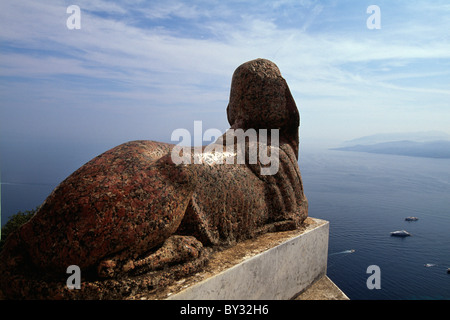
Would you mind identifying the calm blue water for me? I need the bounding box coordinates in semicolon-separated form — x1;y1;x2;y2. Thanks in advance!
300;149;450;300
1;146;450;299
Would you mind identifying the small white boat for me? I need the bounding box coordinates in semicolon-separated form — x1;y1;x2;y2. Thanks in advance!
405;217;419;221
447;268;450;274
390;230;411;237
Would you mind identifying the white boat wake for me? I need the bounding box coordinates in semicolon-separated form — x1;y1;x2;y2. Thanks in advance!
329;249;356;256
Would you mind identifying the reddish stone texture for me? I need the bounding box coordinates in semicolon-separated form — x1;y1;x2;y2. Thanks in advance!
0;59;308;299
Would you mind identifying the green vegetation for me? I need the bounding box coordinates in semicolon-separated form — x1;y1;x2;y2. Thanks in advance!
0;207;38;251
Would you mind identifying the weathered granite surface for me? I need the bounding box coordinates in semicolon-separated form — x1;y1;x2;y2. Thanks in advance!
0;58;308;299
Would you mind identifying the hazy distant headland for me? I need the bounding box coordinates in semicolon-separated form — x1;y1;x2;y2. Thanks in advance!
331;131;450;159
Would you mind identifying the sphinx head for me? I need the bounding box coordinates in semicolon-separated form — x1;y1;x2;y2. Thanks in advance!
226;58;300;158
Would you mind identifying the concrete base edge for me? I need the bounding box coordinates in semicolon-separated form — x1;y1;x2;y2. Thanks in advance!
167;218;330;300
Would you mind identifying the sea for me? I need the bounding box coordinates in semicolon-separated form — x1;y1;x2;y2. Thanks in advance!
1;146;450;300
300;148;450;300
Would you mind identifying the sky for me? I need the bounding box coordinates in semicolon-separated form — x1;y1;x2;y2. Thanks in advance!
1;0;450;186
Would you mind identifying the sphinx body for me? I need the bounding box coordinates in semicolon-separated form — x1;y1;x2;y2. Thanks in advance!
0;59;308;297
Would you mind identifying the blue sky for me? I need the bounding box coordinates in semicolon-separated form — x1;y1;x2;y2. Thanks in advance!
1;0;450;159
1;0;450;223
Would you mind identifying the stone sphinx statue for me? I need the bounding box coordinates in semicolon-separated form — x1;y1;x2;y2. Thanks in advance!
0;58;308;299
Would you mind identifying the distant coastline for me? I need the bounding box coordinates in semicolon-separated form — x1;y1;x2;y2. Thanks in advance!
331;140;450;159
331;132;450;159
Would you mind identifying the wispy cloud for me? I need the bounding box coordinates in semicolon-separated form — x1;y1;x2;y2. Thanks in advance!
1;0;449;147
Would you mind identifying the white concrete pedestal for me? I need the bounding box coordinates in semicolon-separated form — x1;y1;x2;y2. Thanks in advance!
164;217;330;300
